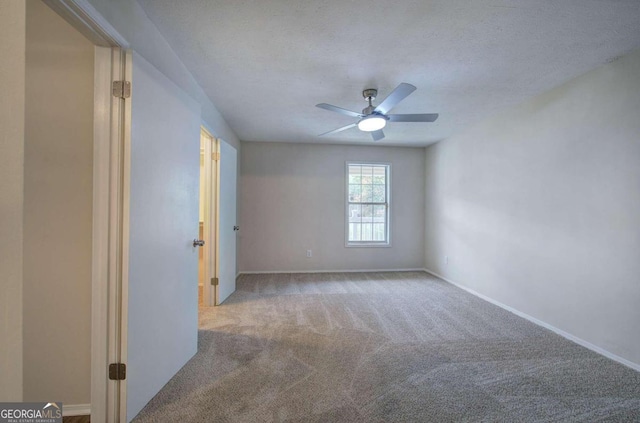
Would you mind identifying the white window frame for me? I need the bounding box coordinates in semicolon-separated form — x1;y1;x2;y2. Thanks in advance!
345;161;391;248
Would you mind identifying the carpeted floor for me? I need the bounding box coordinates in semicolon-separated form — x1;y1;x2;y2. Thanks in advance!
133;271;640;422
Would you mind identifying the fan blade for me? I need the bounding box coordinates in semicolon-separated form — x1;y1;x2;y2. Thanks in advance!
316;103;364;118
371;129;385;141
374;83;416;115
319;123;357;137
387;113;439;122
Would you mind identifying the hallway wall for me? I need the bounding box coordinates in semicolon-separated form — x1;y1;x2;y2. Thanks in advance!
23;0;94;404
0;0;26;402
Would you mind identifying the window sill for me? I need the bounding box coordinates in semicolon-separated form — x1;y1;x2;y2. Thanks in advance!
345;243;391;248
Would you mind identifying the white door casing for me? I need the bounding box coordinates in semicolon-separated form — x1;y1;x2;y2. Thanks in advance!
200;128;217;307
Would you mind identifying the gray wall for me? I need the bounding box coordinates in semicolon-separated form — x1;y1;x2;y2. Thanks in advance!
23;0;94;404
240;142;425;272
424;48;640;367
0;0;26;402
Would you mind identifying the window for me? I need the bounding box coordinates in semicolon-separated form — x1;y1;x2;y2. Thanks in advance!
346;162;390;246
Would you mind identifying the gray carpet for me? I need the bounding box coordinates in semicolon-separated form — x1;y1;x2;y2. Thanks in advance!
133;271;640;422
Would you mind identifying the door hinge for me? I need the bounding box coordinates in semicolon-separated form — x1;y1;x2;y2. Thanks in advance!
211;152;220;161
211;277;219;286
109;363;126;380
112;81;131;99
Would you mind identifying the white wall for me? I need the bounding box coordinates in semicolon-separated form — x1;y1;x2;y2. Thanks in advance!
424;48;640;367
85;0;243;277
0;0;26;402
85;0;239;150
240;142;425;272
23;0;94;404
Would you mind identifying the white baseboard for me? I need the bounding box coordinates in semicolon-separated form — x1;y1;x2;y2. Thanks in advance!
63;404;91;417
423;268;640;373
238;268;425;275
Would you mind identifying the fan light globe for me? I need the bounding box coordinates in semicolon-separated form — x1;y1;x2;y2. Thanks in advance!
357;115;387;132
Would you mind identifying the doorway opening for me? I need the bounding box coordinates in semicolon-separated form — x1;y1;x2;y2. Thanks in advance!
199;127;219;307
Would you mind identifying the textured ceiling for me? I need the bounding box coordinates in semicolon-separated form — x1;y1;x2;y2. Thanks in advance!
136;0;640;146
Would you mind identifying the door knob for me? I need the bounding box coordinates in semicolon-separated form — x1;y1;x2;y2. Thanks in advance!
193;239;205;247
233;226;239;231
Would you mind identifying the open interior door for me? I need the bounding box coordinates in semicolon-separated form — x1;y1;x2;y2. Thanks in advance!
215;140;238;304
121;51;201;421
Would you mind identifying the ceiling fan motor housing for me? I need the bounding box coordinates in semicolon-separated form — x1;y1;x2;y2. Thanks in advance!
362;88;378;101
362;105;376;115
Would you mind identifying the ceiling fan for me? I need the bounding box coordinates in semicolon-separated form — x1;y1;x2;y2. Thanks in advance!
316;83;438;141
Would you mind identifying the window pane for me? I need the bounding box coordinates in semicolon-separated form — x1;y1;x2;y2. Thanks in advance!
362;205;373;221
361;223;372;241
361;166;373;184
349;223;362;241
348;166;361;184
372;184;385;202
348;184;361;202
373;205;386;222
361;184;373;202
348;204;361;223
373;223;385;241
373;166;385;183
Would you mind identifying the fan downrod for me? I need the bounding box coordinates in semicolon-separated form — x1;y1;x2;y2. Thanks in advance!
362;89;377;115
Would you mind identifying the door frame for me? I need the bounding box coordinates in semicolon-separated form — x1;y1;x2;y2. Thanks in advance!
44;1;130;421
213;137;223;305
200;127;219;307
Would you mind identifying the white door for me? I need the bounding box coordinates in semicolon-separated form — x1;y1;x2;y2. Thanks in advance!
124;52;201;421
216;140;237;304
